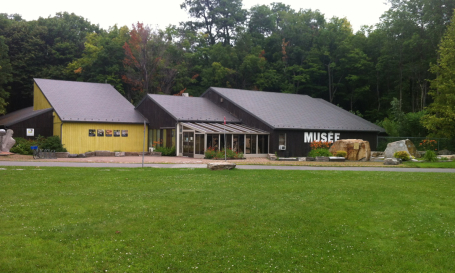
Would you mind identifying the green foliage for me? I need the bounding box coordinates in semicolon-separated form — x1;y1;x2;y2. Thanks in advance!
423;150;438;162
422;11;455;138
393;151;410;161
335;150;347;158
10;136;67;154
0;36;12;114
10;137;37;155
154;146;176;156
378;98;429;137
204;147;217;159
308;148;332;157
40;136;67;152
205;147;243;159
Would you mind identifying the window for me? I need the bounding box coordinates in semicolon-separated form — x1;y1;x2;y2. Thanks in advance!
195;134;204;154
279;133;286;146
258;135;269;154
245;135;257;154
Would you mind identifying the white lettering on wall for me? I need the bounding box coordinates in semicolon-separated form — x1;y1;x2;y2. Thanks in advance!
321;133;327;142
304;132;341;143
304;132;313;143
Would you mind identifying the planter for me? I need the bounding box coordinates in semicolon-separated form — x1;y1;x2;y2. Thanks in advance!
55;152;69;158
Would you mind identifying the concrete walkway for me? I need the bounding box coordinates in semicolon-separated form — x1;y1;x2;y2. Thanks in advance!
1;160;455;173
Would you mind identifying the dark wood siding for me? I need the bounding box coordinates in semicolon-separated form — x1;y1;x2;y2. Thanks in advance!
7;111;53;139
272;130;379;157
202;90;274;132
136;96;177;129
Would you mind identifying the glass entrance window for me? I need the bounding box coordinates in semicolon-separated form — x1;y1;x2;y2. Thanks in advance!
183;132;194;157
233;134;244;153
246;135;257;154
207;134;220;150
258;135;269;154
195;134;204;154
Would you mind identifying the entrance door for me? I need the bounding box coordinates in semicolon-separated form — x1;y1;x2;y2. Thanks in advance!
183;132;194;157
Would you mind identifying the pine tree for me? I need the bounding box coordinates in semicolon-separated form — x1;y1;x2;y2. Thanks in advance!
422;12;455;138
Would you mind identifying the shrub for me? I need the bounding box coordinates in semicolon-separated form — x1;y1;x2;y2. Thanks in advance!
40;136;67;152
310;141;332;150
394;151;410;161
204;147;243;159
204;147;217;159
155;146;176;156
10;137;37;155
335;150;347;158
419;139;437;151
11;136;67;154
423;150;438;162
308;148;332;157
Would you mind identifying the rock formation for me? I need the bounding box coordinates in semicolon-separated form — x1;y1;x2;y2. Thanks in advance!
384;139;419;158
0;129;16;153
329;139;371;161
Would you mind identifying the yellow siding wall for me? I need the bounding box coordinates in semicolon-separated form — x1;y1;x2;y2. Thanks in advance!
53;113;62;138
33;83;52;110
62;122;147;154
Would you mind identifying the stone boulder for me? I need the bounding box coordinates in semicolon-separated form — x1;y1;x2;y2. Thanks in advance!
329;139;371;161
384;139;419;158
438;149;452;155
0;129;16;153
383;158;400;165
115;152;125;157
207;162;236;170
95;150;115;157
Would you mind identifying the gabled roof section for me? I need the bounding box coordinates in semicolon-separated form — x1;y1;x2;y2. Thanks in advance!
0;107;53;126
34;78;146;124
145;94;240;123
204;87;385;132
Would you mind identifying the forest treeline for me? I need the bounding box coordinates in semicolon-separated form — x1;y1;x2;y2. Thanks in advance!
1;0;455;138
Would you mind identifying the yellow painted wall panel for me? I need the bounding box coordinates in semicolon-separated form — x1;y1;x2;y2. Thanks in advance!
61;122;148;154
33;83;52;110
53;113;62;138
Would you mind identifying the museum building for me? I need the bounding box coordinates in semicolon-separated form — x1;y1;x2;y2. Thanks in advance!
0;79;385;157
0;79;147;154
136;87;385;158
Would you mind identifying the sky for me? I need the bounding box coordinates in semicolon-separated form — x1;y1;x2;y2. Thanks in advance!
3;0;391;32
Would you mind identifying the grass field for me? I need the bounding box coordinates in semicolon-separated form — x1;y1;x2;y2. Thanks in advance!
1;167;454;272
403;161;455;168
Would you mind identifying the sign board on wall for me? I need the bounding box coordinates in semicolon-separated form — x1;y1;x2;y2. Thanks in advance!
26;128;34;136
304;132;340;143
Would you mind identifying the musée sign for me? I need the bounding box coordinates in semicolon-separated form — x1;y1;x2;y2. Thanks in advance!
304;132;341;143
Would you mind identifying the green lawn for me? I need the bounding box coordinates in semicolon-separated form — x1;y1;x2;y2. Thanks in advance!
1;167;454;272
404;161;455;168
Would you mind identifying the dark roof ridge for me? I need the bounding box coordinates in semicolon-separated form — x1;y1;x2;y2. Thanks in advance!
143;94;179;121
0;107;53;126
203;87;278;129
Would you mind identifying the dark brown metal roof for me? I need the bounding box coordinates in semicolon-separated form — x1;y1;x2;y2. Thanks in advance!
34;78;146;124
0;107;53;126
145;94;241;123
204;87;385;132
